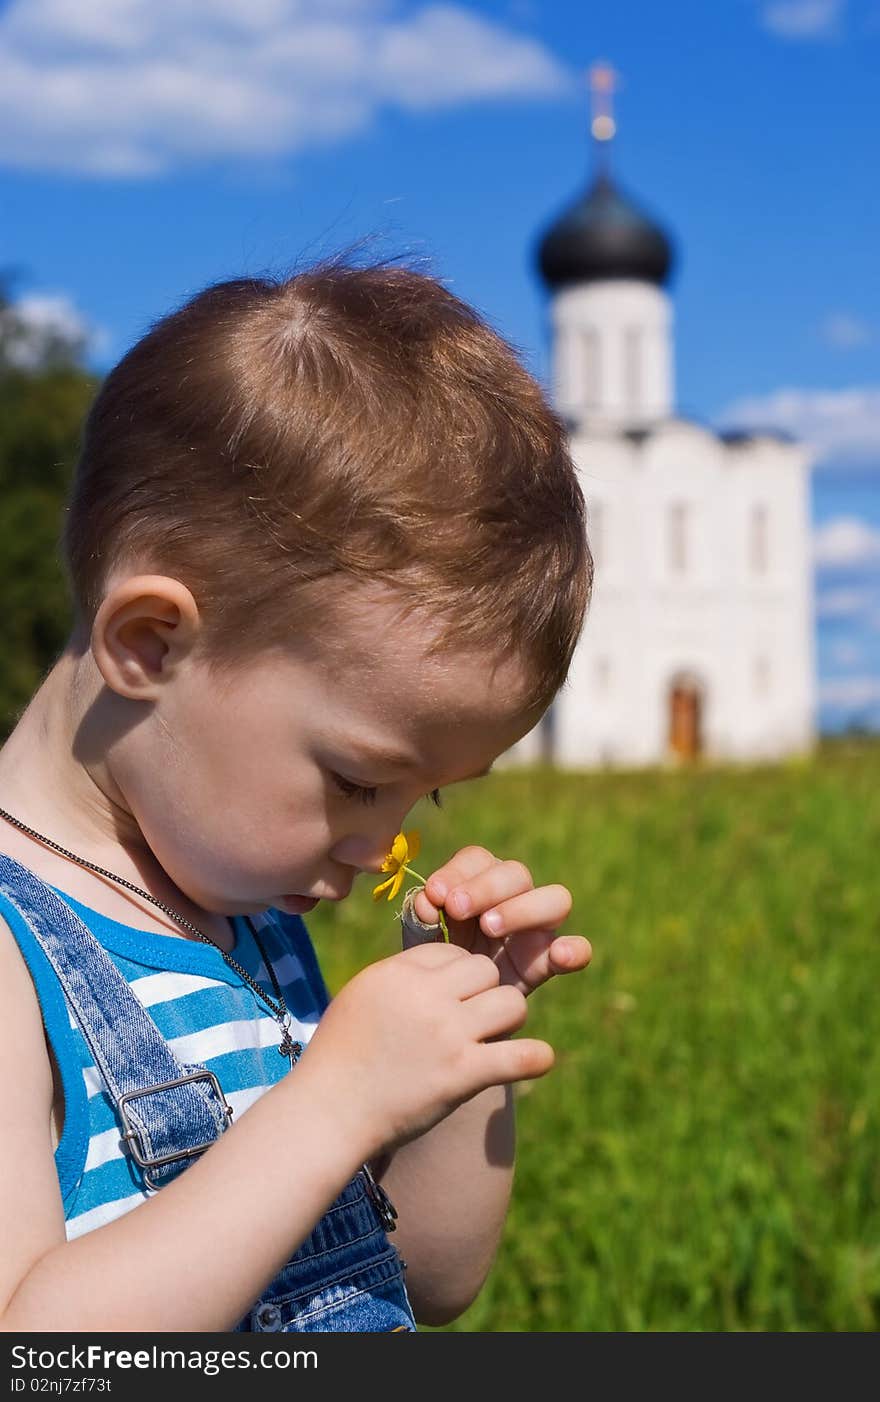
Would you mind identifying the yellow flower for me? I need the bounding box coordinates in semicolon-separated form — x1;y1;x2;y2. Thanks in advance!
371;828;449;940
372;829;421;903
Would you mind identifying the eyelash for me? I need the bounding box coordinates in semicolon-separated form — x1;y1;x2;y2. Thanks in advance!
331;774;443;808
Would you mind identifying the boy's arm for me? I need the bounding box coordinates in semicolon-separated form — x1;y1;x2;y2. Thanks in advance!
377;853;591;1327
0;916;368;1333
372;1082;515;1327
1;913;551;1333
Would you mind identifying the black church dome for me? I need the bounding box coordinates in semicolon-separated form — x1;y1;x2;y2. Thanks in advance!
537;171;675;290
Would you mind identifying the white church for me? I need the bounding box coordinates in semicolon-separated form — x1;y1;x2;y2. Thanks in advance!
506;70;816;770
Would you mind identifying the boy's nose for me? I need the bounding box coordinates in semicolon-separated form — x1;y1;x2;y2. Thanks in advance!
358;853;394;876
331;837;399;876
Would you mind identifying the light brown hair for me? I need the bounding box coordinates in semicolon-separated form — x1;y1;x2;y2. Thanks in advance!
61;253;592;715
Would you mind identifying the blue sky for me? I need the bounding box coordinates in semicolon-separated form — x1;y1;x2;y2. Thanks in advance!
1;0;878;732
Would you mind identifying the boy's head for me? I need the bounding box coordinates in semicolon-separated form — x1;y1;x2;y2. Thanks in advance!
50;258;592;911
62;256;591;721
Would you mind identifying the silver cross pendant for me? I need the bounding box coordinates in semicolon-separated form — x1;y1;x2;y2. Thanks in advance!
278;1020;303;1067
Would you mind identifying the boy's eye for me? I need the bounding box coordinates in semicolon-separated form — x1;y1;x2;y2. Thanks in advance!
331;773;378;806
330;773;443;809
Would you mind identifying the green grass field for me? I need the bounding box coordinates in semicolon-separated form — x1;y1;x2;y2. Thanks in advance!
307;739;880;1332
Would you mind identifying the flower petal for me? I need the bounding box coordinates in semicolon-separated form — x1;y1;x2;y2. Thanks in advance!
389;832;409;867
404;829;421;863
372;875;396;901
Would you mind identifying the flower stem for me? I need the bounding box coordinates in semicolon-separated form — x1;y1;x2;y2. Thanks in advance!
402;864;450;942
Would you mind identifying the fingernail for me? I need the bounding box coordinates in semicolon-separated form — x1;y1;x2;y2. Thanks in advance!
482;910;503;934
449;889;470;917
430;879;448;904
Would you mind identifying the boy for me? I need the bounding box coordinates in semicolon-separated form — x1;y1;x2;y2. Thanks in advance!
0;257;592;1331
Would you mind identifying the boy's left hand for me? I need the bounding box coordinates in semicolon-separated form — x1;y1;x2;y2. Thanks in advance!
411;846;591;996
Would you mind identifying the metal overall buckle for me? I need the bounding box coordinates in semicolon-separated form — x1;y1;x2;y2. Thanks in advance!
118;1069;234;1191
361;1160;399;1233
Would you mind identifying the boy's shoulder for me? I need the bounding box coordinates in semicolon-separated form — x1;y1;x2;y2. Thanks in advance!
0;906;56;1113
0;908;69;1312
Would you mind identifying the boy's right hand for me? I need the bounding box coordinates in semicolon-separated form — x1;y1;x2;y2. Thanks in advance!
292;942;554;1160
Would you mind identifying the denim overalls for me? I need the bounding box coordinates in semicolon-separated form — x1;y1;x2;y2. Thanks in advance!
0;854;417;1332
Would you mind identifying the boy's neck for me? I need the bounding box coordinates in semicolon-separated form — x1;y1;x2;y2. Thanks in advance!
0;649;232;944
0;649;149;866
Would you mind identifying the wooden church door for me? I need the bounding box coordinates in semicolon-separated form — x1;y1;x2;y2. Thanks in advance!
669;683;702;761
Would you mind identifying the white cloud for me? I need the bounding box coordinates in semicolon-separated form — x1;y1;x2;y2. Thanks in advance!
760;0;846;39
716;386;880;469
829;640;862;666
0;0;570;178
819;675;880;708
507;1;539;19
815;586;875;618
0;292;110;368
814;516;880;568
820;312;874;350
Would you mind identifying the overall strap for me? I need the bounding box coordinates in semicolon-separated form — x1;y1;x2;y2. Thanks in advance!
0;854;233;1190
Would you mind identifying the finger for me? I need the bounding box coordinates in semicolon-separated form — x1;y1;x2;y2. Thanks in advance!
473;884;573;941
496;933;592;995
418;847;503;922
400;885;445;949
397;941;469;970
440;951;501;999
442;859;536;925
471;1037;555;1087
461;983;528;1042
548;936;593;974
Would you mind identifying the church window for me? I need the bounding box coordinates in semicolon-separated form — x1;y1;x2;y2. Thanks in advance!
555;328;581;406
583;327;601;407
588;500;604;570
624;325;642;410
754;656;771;695
750;505;769;574
667;502;688;574
538;704;556;763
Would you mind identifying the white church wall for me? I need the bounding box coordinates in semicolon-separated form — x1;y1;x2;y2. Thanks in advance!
723;439;816;757
500;351;816;772
571;429;638;588
638;421;726;592
518;122;821;773
550;280;674;427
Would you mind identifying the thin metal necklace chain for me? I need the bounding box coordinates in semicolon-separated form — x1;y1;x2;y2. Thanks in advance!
0;806;302;1066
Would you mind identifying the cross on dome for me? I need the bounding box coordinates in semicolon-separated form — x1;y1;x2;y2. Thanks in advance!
535;58;674;291
588;60;619;144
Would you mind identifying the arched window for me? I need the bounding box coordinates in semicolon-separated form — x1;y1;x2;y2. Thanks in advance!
668;502;688;575
583;327;601;407
554;327;583;407
537;703;556;763
624;325;642;411
754;656;771;696
750;505;769;574
594;656;611;694
588;500;604;571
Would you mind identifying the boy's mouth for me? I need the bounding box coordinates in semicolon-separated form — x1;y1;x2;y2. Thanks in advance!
279;893;321;913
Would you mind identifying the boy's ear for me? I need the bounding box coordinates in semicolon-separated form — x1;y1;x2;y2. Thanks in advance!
90;575;202;699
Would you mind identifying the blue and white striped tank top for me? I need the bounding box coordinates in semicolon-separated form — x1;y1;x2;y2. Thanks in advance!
11;888;330;1242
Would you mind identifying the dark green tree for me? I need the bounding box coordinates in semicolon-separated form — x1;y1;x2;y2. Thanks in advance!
0;277;100;737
